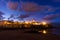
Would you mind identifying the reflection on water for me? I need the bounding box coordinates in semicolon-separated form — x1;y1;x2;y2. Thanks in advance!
52;28;60;35
42;30;47;34
38;30;47;34
0;28;60;40
43;28;60;35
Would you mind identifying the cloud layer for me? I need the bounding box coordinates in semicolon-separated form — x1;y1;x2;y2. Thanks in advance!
43;14;60;20
20;2;52;12
0;11;5;20
17;13;31;20
0;0;60;22
7;2;18;10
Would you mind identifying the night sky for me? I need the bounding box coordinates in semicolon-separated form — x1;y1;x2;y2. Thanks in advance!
0;0;60;22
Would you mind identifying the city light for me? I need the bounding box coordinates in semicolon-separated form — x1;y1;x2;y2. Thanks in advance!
25;21;29;24
42;30;47;34
41;22;47;25
4;21;7;24
33;23;41;25
4;21;11;24
33;23;38;25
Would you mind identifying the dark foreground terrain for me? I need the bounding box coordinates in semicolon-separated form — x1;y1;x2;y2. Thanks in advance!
0;28;60;40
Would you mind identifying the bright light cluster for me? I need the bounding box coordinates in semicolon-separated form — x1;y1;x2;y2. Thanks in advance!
42;30;47;34
41;22;47;25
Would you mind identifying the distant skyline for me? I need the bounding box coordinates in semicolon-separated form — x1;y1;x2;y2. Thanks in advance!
0;0;60;22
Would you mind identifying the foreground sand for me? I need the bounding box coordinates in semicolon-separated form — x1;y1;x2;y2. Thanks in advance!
0;30;60;40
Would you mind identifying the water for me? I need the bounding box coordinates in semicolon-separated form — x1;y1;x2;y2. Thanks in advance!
0;28;60;40
52;28;60;35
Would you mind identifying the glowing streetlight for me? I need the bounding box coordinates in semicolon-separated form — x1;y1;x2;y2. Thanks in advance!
42;30;47;34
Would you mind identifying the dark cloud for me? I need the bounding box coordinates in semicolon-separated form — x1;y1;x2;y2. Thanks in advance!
7;2;18;10
0;11;5;20
8;14;15;20
19;1;56;12
7;1;56;12
43;14;60;20
19;1;56;21
18;14;31;20
0;11;4;15
18;1;57;20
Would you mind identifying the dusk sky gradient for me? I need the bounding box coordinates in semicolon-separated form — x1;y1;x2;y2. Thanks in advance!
0;0;60;22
